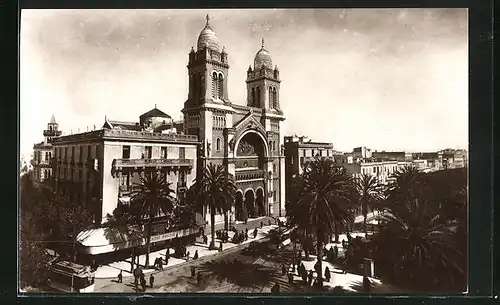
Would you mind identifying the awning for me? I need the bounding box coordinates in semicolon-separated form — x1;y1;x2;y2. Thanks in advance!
76;227;144;255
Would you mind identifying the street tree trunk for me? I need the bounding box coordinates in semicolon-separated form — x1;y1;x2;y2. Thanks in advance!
130;247;135;272
316;229;324;288
209;205;216;250
224;211;228;231
145;211;153;267
334;222;339;243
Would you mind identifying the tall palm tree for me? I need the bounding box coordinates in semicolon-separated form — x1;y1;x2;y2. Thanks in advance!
356;174;383;237
130;171;177;267
291;158;356;287
187;163;236;250
105;204;142;272
386;166;427;203
371;197;462;291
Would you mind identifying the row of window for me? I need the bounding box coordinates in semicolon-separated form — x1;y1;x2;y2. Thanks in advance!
55;146;95;163
269;140;277;152
213;115;226;128
122;145;186;159
302;149;333;158
361;165;400;175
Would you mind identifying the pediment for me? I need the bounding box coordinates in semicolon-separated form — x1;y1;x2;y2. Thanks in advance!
233;111;266;135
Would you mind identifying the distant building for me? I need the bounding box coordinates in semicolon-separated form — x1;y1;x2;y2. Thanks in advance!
51;108;199;225
438;148;468;169
31;115;62;184
352;146;372;159
371;150;413;162
284;135;335;202
339;159;407;185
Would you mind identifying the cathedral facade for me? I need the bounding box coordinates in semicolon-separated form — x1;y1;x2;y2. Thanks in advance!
182;16;286;223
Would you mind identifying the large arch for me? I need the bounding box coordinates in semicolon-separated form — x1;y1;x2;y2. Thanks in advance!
233;129;269;159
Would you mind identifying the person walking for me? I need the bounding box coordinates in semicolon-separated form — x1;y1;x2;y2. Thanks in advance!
260;221;263;228
149;274;155;288
117;270;123;283
186;251;190;261
158;258;163;270
334;245;338;260
363;276;371;292
219;242;223;252
166;248;170;260
245;228;249;241
193;250;199;260
140;275;146;292
253;228;258;239
325;266;331;282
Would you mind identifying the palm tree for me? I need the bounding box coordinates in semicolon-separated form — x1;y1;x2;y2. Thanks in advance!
356;174;383;237
291;158;357;287
371;197;462;291
385;166;427;203
130;171;177;267
187;163;236;250
105;204;142;272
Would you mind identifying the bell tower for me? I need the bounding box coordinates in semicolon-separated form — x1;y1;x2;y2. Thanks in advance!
185;15;230;109
246;38;281;111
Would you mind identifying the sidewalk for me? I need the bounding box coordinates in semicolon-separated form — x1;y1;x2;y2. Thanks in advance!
94;217;279;279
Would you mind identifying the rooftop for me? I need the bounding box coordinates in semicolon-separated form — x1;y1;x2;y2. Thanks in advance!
52;129;199;145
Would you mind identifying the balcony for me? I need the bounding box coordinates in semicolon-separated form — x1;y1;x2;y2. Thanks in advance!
235;169;265;181
112;158;194;176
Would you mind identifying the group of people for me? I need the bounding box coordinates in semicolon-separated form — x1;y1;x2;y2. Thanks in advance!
132;271;155;292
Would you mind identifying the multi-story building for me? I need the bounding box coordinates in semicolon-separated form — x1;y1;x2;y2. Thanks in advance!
52;108;199;226
352;146;372;159
182;16;286;222
438;148;468;169
284;135;335;204
341;160;406;185
31;115;62;184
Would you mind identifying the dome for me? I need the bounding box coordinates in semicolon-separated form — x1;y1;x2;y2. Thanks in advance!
254;38;273;69
197;15;221;52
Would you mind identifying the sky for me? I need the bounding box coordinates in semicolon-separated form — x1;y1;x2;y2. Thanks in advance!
20;8;468;158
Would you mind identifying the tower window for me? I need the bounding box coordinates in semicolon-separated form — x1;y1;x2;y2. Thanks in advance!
251;88;256;107
272;87;277;108
256;87;261;107
49;126;53;132
212;72;218;98
269;86;273;109
218;73;224;99
216;138;221;151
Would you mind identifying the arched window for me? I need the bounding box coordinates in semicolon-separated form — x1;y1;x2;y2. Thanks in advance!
218;73;224;99
212;72;218;98
272;88;277;108
251;88;256;107
49;126;53;132
216;138;221;151
256;87;261;107
268;86;273;108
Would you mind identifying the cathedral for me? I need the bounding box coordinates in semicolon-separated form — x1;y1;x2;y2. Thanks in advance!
182;16;286;223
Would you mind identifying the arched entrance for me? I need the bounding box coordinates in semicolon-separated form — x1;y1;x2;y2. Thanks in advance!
244;189;255;219
256;188;265;217
235;192;244;221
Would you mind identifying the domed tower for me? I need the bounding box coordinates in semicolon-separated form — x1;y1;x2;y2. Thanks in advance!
184;14;230;110
246;38;281;110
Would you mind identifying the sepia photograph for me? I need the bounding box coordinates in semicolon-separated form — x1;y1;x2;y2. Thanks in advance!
19;8;468;294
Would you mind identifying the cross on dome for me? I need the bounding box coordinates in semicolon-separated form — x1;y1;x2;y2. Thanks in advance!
206;14;210;26
262;38;265;48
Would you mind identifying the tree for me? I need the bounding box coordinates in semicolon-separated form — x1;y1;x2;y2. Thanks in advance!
385;166;427;204
289;158;357;287
130;171;177;267
187;163;236;250
105;204;143;272
356;174;383;237
371;197;462;291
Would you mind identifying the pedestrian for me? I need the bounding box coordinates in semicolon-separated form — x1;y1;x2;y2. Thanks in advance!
363;276;371;292
260;221;263;228
158;259;163;270
117;270;123;283
219;242;223;252
334;245;338;259
186;251;190;261
165;256;169;266
166;248;170;260
149;274;154;288
193;250;199;260
325;266;331;282
203;234;208;244
140;276;146;291
307;270;313;286
245;228;249;240
253;228;258;239
271;282;280;293
153;257;158;270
